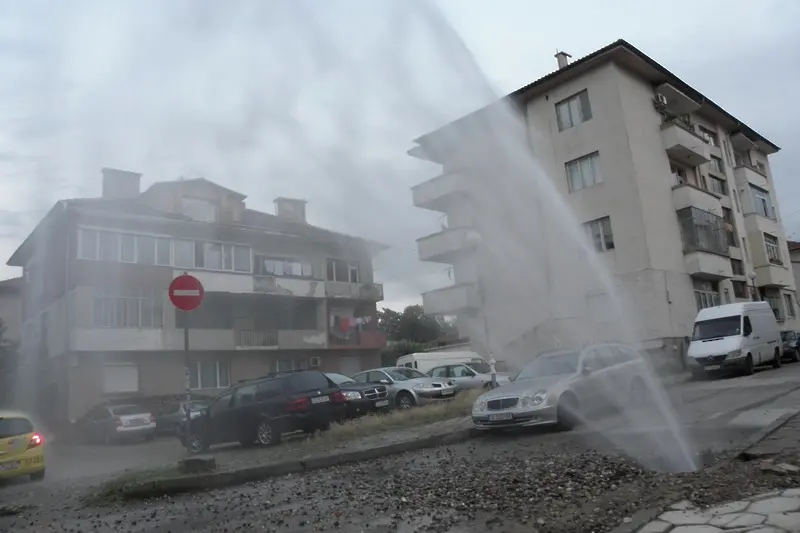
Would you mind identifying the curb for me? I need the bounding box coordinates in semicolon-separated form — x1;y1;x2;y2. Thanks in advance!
114;426;477;500
736;409;800;461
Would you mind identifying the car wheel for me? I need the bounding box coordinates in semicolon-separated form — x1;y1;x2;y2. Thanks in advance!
744;354;755;376
556;393;579;431
772;348;782;369
396;392;415;409
256;420;281;446
186;432;208;454
30;469;45;482
629;376;648;408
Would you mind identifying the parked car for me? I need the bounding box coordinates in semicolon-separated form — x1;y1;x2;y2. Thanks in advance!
0;410;46;482
74;404;156;444
780;330;800;362
472;343;650;431
178;370;347;453
324;373;391;419
351;367;457;409
155;400;210;435
427;361;511;390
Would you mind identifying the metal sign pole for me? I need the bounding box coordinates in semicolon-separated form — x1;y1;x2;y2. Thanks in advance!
184;309;191;439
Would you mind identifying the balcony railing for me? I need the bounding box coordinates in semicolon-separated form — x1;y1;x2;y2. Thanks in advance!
328;329;386;349
235;329;278;348
677;207;728;256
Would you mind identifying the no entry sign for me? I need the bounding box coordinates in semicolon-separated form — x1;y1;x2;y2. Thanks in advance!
169;273;205;312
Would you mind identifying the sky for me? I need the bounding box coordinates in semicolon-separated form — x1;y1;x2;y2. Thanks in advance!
0;0;798;312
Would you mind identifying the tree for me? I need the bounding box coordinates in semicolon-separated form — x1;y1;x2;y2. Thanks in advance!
377;305;460;344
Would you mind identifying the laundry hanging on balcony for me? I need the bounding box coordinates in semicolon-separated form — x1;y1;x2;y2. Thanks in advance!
329;314;372;339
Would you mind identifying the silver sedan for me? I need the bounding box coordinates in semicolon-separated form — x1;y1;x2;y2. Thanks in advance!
427;362;511;390
352;367;457;409
472;343;650;430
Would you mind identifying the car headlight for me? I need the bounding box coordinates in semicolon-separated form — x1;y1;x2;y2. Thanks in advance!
474;400;487;413
726;350;740;359
521;390;547;407
343;391;362;401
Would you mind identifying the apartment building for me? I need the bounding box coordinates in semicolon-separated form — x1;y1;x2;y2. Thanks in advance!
409;40;797;370
8;169;386;425
0;277;22;344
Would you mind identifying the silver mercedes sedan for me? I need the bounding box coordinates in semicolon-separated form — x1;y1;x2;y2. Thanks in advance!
471;343;650;431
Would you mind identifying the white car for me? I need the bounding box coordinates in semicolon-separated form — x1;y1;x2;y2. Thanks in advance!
426;362;511;390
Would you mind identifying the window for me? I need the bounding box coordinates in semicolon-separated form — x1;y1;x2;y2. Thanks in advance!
584;217;614;252
785;294;796;318
188;360;230;389
730;259;745;276
709;176;726;196
136;235;156;265
275;358;308;372
120;234;136;263
203;242;223;270
327;258;360;282
677;207;727;256
99;231;119;261
555;90;592;131
671;163;688;186
173;240;194;268
156;238;171;265
732;280;747;299
102;364;139;394
693;280;720;311
79;228;99;260
698;125;719;147
722;208;738;247
709;155;724;175
257;257;312;277
93;286;163;328
749;185;775;219
232;245;251;272
565;152;602;192
764;233;782;265
766;294;782;320
181;198;218;223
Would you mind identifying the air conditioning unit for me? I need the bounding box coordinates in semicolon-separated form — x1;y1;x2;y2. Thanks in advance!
309;356;321;368
655;93;668;106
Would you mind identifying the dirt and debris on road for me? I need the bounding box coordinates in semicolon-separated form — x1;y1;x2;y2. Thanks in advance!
2;427;799;533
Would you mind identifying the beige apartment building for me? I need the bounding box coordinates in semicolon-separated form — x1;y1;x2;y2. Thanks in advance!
409;40;797;371
8;169;386;427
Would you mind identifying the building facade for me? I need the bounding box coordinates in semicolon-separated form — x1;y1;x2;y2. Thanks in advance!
0;277;23;344
409;40;797;370
9;169;386;425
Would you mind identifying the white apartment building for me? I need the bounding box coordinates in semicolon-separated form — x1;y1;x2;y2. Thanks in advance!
408;40;797;371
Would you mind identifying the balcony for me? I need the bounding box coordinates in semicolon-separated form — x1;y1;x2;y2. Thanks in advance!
734;164;768;190
422;283;480;315
684;252;733;281
325;281;384;301
70;328;238;352
417;227;481;264
328;329;386;350
253;275;326;298
677;207;732;280
743;212;780;237
754;264;792;288
671;183;722;214
412;172;468;212
661;119;711;167
235;329;278;349
278;329;327;349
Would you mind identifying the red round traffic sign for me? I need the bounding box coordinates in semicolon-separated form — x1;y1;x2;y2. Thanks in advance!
169;274;205;312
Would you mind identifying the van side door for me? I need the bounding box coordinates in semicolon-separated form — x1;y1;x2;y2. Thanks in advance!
742;315;761;364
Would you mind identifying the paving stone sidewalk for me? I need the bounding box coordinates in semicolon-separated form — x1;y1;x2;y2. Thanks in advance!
635;489;800;532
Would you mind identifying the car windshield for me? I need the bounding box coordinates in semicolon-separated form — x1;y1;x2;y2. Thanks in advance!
781;331;793;341
693;316;741;341
326;373;355;385
467;360;491;374
386;368;427;381
110;405;146;416
515;352;580;380
0;417;33;438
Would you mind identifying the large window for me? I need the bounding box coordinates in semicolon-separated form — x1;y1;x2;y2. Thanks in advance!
255;256;313;277
709;176;727;196
785;294;796;318
188;360;230;390
709;155;725;175
326;258;360;282
749;185;776;219
565;152;602;192
555;90;592;132
722;208;738;247
732;280;747;299
583;217;615;253
730;258;745;276
181;198;218;223
693;280;720;311
93;287;163;328
764;233;782;265
677;207;727;256
78;228;251;273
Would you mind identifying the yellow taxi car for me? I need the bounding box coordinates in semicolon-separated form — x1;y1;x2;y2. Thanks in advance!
0;410;45;481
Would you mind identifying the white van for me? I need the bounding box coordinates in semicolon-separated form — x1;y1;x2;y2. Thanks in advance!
687;302;782;377
396;351;490;374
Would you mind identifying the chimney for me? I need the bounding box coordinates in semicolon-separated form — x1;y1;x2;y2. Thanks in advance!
101;167;141;199
274;197;307;224
555;51;572;69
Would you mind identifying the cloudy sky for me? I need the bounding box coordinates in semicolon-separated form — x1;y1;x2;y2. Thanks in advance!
0;0;798;311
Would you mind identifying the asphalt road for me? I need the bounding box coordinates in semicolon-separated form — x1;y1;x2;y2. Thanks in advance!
3;364;800;533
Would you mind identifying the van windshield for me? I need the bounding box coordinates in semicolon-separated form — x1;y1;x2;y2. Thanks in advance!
693;316;741;341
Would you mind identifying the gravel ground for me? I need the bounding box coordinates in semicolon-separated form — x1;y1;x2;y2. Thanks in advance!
2;429;798;533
